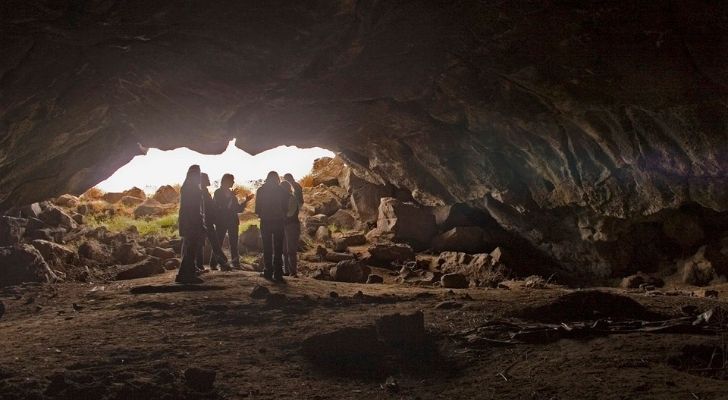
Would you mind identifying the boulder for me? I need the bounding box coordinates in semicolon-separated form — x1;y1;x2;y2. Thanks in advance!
305;214;328;236
364;243;415;267
327;209;359;231
153;185;180;204
438;249;509;287
123;187;147;200
38;205;77;230
680;246;716;286
305;185;343;216
71;213;84;225
374;198;437;250
31;239;76;265
0;216;26;246
330;260;371;283
432;226;489;253
333;233;367;252
366;274;384;284
115;257;164;280
54;194;80;208
250;284;271;299
78;240;112;264
239;225;263;251
163;258;181;270
324;252;356;262
310;156;346;186
315;225;331;242
19;203;43;219
113;242;146;265
101;192;125;204
120;196;145;207
619;272;665;289
133;199;173;218
150;247;176;260
0;244;58;287
441;273;469;289
432;203;494;231
350;186;393;224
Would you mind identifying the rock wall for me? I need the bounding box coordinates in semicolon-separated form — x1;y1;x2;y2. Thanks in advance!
1;0;726;278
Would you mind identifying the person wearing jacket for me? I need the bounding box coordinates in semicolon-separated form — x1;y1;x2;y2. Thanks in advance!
176;165;205;284
197;173;230;271
280;180;301;277
283;173;304;207
213;173;253;269
254;171;287;282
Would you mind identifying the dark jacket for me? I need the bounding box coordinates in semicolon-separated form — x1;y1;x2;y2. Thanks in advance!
254;182;287;222
201;189;216;229
213;188;248;227
179;181;204;237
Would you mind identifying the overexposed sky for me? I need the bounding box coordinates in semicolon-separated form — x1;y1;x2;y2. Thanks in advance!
96;140;334;193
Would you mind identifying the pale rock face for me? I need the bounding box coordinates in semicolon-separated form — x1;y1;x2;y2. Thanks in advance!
1;1;726;280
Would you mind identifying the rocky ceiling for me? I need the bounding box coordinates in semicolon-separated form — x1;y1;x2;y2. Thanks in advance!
1;0;727;278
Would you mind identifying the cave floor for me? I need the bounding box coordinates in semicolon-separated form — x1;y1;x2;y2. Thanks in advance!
1;272;727;400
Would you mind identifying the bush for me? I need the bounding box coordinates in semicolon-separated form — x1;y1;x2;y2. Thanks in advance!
81;187;104;201
299;174;315;188
88;214;179;237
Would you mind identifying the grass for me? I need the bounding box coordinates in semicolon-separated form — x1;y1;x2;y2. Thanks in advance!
299;174;315;188
88;214;179;236
239;218;260;234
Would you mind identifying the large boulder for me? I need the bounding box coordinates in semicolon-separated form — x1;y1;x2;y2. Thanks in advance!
101;192;125;204
373;198;437;250
440;273;469;289
19;203;43;219
327;209;359;231
305;185;344;216
0;244;58;286
31;239;76;266
133;199;174;218
304;214;328;236
78;240;112;264
53;194;80;208
364;243;415;268
437;248;510;287
113;241;146;265
123;187;147;200
330;260;371;283
334;233;367;252
310;156;347;186
680;246;718;286
620;272;665;289
149;247;176;260
38;205;77;230
153;185;180;204
120;196;146;207
432;226;488;253
115;257;165;280
239;225;263;252
338;168;394;224
0;216;26;246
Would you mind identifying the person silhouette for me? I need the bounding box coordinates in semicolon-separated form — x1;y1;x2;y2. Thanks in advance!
213;173;253;269
176;165;205;284
280;180;301;277
255;171;287;282
198;173;230;271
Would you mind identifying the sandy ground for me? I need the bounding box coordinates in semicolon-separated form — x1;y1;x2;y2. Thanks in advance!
1;271;727;400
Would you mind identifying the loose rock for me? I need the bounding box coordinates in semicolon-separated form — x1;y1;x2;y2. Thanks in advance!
330;260;371;283
115;257;164;280
441;273;469;289
0;244;58;287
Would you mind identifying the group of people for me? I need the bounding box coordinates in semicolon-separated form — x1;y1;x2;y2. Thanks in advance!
176;165;303;284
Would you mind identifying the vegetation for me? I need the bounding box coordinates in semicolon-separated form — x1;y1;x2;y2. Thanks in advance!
299;174;315;188
238;218;260;234
88;214;179;236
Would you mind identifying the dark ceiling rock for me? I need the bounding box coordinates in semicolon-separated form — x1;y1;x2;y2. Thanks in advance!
1;0;726;278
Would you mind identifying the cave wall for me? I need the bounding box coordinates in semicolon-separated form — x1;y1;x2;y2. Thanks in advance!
1;0;727;277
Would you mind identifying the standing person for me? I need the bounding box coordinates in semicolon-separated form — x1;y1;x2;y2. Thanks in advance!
280;180;301;277
283;173;304;207
198;173;230;271
176;165;205;284
255;171;287;282
213;173;253;269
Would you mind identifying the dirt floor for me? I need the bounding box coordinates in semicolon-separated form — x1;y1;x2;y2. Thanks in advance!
1;271;727;400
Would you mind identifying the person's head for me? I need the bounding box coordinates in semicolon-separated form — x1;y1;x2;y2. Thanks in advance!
200;173;211;187
221;173;234;189
185;165;201;185
280;180;293;194
265;171;280;185
283;173;295;183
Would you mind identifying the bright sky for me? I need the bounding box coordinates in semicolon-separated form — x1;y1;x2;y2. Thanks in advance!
96;140;334;193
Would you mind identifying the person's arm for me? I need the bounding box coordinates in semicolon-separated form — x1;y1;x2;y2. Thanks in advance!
254;189;261;215
237;193;253;213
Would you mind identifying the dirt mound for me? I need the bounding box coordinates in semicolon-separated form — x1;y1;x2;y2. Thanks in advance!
516;290;664;323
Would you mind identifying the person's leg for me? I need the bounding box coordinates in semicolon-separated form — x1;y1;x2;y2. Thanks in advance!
216;224;228;261
207;226;228;270
287;222;300;276
260;220;274;278
195;240;204;271
272;222;285;280
229;225;239;268
177;235;203;283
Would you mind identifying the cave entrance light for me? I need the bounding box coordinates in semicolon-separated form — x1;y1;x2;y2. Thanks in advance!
96;139;334;193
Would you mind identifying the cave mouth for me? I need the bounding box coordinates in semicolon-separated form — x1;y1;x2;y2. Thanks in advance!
96;139;335;194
